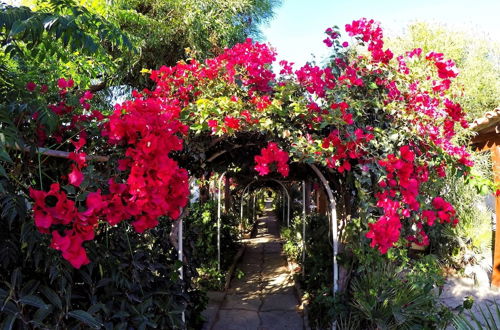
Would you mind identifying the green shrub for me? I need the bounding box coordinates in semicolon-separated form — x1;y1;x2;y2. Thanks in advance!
0;192;205;329
350;262;452;329
184;201;240;291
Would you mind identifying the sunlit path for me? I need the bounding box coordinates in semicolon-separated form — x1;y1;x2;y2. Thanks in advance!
204;212;304;330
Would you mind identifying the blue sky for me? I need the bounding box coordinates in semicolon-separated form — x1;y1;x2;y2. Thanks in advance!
261;0;500;68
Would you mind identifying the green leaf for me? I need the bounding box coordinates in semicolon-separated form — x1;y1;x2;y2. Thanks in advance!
40;285;62;310
62;185;76;195
68;310;102;329
0;314;16;330
0;150;12;163
10;268;21;288
33;305;54;324
8;21;26;37
20;280;39;297
19;295;48;309
0;165;7;177
42;16;58;30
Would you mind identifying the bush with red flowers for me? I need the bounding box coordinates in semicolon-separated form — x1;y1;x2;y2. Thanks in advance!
0;17;478;329
18;17;473;271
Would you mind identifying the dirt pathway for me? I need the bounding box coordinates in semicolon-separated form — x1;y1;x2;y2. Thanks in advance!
203;213;304;330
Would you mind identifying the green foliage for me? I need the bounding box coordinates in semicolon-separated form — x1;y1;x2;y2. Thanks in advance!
184;200;240;291
280;211;455;329
0;1;132;57
423;151;493;272
107;0;280;87
453;299;500;330
281;225;301;262
307;288;349;330
0;1;134;90
0;210;205;329
350;263;452;329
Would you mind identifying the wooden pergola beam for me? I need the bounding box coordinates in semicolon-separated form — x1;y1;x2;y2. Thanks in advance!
492;145;500;287
471;111;500;288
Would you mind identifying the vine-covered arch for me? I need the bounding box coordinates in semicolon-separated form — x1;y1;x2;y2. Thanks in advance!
26;19;471;308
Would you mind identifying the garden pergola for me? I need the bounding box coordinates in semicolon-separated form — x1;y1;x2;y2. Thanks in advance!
470;107;500;287
200;143;340;294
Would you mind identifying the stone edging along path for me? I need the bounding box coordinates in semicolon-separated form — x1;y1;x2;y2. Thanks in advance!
202;213;306;330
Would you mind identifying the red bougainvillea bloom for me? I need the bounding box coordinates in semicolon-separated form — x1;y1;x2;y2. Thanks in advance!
255;142;289;177
57;78;74;89
26;81;37;92
50;230;90;269
29;183;95;268
30;183;77;231
224;116;241;130
103;94;190;232
68;165;84;186
366;214;402;254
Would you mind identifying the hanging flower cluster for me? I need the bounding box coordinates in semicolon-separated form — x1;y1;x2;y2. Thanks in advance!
29;81;190;267
329;18;467;252
276;17;468;253
30;184;93;268
103;96;190;232
254;142;290;177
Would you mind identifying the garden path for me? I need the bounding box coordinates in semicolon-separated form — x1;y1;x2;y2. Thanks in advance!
203;213;305;330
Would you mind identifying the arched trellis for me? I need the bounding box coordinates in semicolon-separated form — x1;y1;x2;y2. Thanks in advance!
177;166;338;327
202;145;338;298
239;178;291;228
216;171;227;272
309;164;338;295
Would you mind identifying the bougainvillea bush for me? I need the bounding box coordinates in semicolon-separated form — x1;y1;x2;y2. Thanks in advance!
1;17;474;327
27;18;470;267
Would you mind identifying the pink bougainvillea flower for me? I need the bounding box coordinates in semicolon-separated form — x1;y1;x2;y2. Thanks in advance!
224;116;240;130
83;91;93;100
366;215;402;254
57;78;68;89
68;165;84;186
69;152;87;168
50;230;90;269
254;142;289;177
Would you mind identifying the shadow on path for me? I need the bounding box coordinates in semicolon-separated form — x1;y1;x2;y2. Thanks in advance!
203;213;304;330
